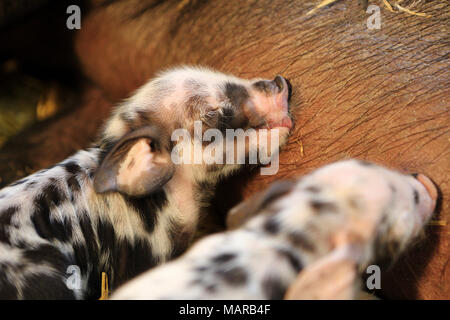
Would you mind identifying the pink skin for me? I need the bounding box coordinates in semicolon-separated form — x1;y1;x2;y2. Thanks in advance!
417;174;438;204
412;174;438;224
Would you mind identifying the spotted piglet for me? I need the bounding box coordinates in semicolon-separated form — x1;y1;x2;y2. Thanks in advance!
0;66;293;299
111;160;437;299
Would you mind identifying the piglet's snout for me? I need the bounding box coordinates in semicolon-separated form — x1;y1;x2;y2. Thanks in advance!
248;75;293;129
412;173;438;221
416;174;438;203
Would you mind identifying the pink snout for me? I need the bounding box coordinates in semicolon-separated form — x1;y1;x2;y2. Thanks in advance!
246;75;293;130
413;173;438;222
416;174;438;204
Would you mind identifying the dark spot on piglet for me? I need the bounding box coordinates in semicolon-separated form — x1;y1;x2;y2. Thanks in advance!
252;80;273;94
357;160;374;167
413;189;420;204
259;180;296;210
263;217;280;234
78;212;98;270
216;266;248;286
276;248;303;273
194;265;208;273
372;221;402;270
0;230;11;245
21;273;76;299
217;107;248;131
62;162;82;175
205;283;217;293
304;185;321;194
42;182;64;207
287;230;315;252
262;276;287;300
389;184;396;194
224;82;249;107
310;199;338;214
212;253;236;264
26;181;37;189
0;268;19;299
96;219;116;257
72;242;89;275
67;175;81;199
0;206;20;245
167;218;192;259
23;244;69;271
0;206;19;225
32;186;72;242
9;178;28;187
184;78;206;91
190;277;204;286
124;190;167;234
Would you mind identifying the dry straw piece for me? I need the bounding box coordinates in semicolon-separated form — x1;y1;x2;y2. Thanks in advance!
99;272;109;300
307;0;431;17
428;220;447;227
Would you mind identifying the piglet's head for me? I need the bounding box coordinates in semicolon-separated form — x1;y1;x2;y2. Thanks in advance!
228;160;438;299
229;160;437;267
298;160;438;266
93;66;293;196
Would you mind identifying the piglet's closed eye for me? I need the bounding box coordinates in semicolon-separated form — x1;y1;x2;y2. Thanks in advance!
93;126;175;197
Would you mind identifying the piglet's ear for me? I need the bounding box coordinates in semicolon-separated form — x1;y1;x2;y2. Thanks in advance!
284;245;361;300
93;126;175;197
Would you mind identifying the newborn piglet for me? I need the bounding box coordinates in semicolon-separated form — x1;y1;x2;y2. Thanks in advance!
111;159;437;299
0;66;292;299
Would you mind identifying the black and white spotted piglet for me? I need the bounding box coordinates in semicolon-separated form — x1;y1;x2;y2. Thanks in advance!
0;66;293;299
111;160;437;299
